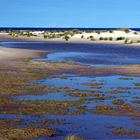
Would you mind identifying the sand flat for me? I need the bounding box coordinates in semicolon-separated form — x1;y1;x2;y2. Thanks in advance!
0;46;45;68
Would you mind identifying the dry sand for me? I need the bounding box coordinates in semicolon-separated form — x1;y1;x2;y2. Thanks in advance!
1;30;140;47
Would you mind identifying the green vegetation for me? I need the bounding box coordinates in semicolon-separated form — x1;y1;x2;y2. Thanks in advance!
83;82;103;89
106;90;125;94
44;34;48;39
109;37;113;41
123;28;130;33
124;39;128;44
116;37;125;41
99;37;104;40
95;31;101;34
94;103;139;116
109;30;113;33
118;28;130;33
132;100;140;104
119;77;133;80
113;127;140;138
112;99;125;105
8;30;34;37
64;35;70;41
0;127;55;139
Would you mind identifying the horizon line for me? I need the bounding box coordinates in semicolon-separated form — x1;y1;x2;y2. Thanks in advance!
0;27;140;28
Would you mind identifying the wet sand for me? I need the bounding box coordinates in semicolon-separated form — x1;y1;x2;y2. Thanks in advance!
0;45;47;69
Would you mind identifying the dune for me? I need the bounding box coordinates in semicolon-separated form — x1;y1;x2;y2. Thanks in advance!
1;29;140;46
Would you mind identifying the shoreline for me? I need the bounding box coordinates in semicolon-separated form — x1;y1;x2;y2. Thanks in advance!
1;33;140;78
0;33;140;48
0;46;47;67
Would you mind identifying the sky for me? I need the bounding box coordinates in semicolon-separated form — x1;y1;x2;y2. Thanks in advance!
0;0;140;28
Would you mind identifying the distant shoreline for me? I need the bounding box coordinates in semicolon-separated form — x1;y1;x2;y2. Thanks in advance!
0;33;140;48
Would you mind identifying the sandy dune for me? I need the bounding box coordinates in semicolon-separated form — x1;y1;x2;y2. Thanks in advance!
1;29;140;46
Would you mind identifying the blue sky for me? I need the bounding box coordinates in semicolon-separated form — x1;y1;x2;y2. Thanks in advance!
0;0;140;27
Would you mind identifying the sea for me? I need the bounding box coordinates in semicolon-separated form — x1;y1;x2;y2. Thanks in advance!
0;27;140;31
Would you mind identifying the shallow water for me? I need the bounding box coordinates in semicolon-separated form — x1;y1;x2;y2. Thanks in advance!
36;114;140;139
2;42;140;66
1;42;140;139
12;75;140;139
38;51;140;67
14;75;140;104
1;113;139;139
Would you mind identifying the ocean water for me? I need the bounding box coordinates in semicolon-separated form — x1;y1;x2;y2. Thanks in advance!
0;27;140;31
